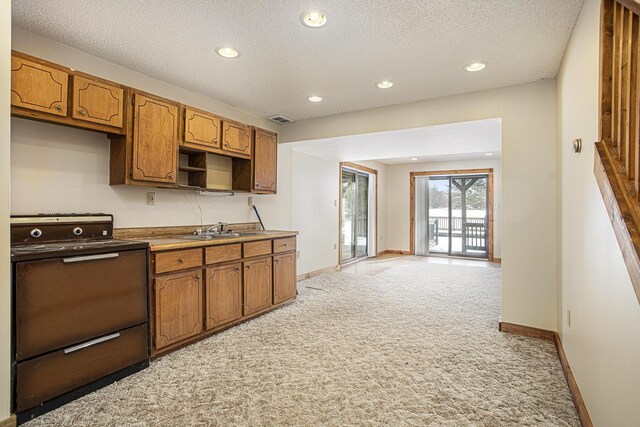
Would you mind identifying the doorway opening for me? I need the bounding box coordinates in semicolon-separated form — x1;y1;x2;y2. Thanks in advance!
411;169;494;260
340;162;377;265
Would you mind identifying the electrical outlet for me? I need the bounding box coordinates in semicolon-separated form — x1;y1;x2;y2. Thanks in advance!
248;196;253;207
567;309;571;327
296;250;301;259
334;200;337;207
147;192;156;206
334;243;337;250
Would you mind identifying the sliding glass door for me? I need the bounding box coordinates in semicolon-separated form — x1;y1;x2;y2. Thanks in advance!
421;174;488;258
341;168;369;263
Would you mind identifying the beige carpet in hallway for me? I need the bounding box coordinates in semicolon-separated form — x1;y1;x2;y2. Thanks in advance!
25;261;579;426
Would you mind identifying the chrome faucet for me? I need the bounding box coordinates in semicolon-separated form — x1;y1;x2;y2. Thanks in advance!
206;222;228;234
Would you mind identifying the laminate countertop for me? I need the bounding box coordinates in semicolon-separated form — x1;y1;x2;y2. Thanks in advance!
131;230;299;252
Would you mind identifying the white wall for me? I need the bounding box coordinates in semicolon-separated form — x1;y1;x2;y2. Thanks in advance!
281;80;558;331
10;27;292;231
291;151;338;274
1;0;11;420
557;0;640;425
385;158;502;258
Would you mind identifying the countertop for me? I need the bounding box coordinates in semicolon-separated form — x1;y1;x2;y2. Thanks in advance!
132;230;299;251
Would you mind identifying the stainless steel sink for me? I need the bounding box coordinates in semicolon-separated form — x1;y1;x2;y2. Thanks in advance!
177;232;240;240
236;231;267;236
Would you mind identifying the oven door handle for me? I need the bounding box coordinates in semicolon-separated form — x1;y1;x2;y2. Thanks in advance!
63;332;121;354
62;253;119;263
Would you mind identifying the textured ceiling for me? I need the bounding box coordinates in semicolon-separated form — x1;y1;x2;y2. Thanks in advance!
12;0;583;122
289;118;502;164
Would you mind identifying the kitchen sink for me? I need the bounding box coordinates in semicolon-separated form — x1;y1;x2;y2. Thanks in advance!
177;232;240;240
236;231;267;236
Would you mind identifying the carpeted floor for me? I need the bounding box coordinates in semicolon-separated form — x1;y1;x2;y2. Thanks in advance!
25;261;580;426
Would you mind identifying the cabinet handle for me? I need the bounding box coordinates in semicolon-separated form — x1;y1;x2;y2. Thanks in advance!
224;143;230;147
78;109;86;115
178;258;185;263
194;275;201;280
55;104;62;111
63;253;119;263
256;181;261;187
234;267;240;272
63;333;120;354
245;265;250;271
274;259;279;264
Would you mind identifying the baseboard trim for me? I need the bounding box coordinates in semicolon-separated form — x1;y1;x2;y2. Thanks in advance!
493;257;502;264
0;415;17;427
499;322;593;427
296;265;340;281
384;249;413;255
554;333;593;427
498;321;555;341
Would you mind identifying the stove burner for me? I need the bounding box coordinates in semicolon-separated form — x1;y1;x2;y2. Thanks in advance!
14;245;64;252
10;214;149;261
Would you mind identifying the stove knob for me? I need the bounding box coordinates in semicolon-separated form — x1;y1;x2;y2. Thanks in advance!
73;227;83;236
30;228;42;238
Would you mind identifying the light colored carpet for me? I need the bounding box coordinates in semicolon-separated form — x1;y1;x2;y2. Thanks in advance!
25;261;580;426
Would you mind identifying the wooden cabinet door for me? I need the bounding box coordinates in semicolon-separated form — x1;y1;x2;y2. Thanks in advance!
222;121;252;157
273;252;297;304
71;75;124;128
154;270;203;349
205;263;243;329
132;93;178;183
11;55;68;116
184;108;221;150
243;257;272;316
253;128;277;192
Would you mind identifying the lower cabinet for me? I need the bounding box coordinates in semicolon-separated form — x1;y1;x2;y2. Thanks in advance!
274;252;297;304
150;237;297;356
205;263;243;329
154;270;203;349
243;256;273;316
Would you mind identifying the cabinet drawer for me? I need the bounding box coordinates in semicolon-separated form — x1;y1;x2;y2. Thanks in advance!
243;240;272;258
155;248;202;274
273;237;296;253
205;243;242;265
16;324;148;412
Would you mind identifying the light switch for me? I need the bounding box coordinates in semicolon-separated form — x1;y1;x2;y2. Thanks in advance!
147;192;156;205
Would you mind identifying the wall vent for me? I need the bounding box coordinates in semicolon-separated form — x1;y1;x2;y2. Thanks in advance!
268;115;294;124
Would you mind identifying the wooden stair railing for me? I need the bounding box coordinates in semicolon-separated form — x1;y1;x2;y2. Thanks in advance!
596;0;640;304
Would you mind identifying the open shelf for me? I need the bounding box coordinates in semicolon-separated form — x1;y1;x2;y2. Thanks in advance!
178;165;207;173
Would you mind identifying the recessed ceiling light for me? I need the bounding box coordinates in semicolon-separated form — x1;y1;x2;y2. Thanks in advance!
377;81;394;89
465;62;487;72
217;47;239;58
308;95;323;102
411;157;418;161
484;152;494;156
301;10;327;28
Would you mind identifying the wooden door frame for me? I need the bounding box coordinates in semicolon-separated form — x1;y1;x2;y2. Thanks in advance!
410;168;494;261
339;162;379;266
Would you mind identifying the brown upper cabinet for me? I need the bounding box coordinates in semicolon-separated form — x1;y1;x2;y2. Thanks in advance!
10;51;283;194
253;128;277;193
11;55;68;117
183;107;221;151
71;75;124;128
222;120;252;158
131;92;179;184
